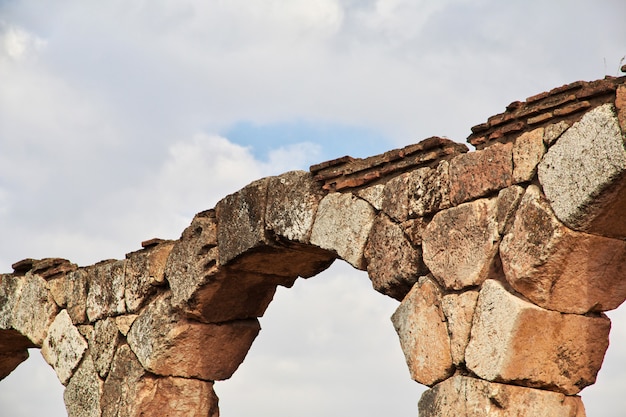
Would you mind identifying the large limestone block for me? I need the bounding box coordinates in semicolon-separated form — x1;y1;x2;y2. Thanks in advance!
64;353;103;417
512;127;545;183
538;103;626;239
441;290;479;366
124;241;174;313
265;170;326;243
465;280;610;395
12;273;59;345
310;192;376;270
418;375;586;417
42;309;89;385
422;197;500;290
449;141;513;205
86;260;126;322
0;274;24;330
89;317;121;378
365;213;427;300
216;177;270;265
382;161;451;222
500;184;626;313
127;295;260;381
62;269;89;324
391;276;454;386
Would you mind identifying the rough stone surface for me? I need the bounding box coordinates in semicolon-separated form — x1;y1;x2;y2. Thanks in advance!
12;273;58;345
0;274;24;330
500;185;626;313
538;103;626;238
512;128;545;183
125;241;174;313
115;314;137;336
441;290;479;366
365;214;427;300
495;185;525;236
356;183;385;210
64;353;103;417
41;309;88;385
127;295;260;381
391;276;454;386
419;375;586;417
543;120;570;145
449;142;513;205
465;280;610;395
133;376;220;417
422;197;500;290
86;260;126;322
63;269;89;324
89;317;121;378
102;343;147;417
616;84;626;133
265;170;325;243
216;177;269;266
310;192;376;269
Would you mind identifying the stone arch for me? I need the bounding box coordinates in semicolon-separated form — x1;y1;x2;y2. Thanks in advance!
1;76;626;416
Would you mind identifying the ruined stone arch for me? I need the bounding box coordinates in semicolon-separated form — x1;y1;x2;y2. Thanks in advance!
1;75;626;416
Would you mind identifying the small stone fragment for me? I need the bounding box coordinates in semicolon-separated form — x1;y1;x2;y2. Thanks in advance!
114;314;138;337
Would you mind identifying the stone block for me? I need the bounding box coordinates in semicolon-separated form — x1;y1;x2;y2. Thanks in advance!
89;317;121;378
422;197;500;290
127;295;260;381
495;185;525;235
310;192;376;270
418;375;586;417
616;84;626;133
114;314;137;336
449;141;513;205
364;213;426;300
356;183;385;211
538;103;626;239
543;120;570;145
500;185;626;313
64;269;89;324
132;377;219;417
0;274;24;330
102;344;147;417
216;178;270;266
513;128;545;183
125;241;175;313
391;276;454;386
41;309;88;385
86;260;126;322
265;170;325;243
12;273;58;345
441;290;479;366
64;353;103;417
465;280;610;395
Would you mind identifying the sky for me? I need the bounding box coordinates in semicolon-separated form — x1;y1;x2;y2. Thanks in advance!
0;1;625;416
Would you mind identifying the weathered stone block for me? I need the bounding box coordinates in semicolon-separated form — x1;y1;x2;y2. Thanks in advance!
12;273;58;345
364;214;426;300
102;343;147;417
418;375;586;417
64;269;89;324
513;128;545;183
127;295;260;381
89;317;121;378
616;84;626;133
391;276;454;386
114;314;137;336
543;120;570;145
500;185;626;313
422;197;500;290
41;309;88;385
125;241;175;313
495;185;525;235
538;103;626;239
449;141;513;205
0;274;24;330
310;192;376;269
465;280;610;395
265;170;325;243
441;290;479;366
86;260;126;322
64;353;103;417
356;183;385;211
216;177;270;266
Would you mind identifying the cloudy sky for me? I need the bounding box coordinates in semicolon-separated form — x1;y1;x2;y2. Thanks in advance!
0;1;625;416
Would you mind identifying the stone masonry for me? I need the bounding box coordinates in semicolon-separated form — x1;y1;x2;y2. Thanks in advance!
1;75;626;416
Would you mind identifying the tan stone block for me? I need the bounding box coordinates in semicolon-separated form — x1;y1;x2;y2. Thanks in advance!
64;352;103;417
495;185;525;235
441;290;479;366
89;317;121;378
114;314;137;337
513;128;545;183
616;84;626;133
310;192;376;270
449;141;513;205
41;309;88;385
64;269;89;325
500;185;626;313
465;280;610;395
133;376;219;417
356;183;385;211
419;375;586;417
0;274;23;330
12;273;59;345
127;295;259;381
538;103;626;239
102;344;147;417
543;120;570;145
86;260;126;322
365;214;427;300
391;276;454;386
124;241;174;313
422;197;500;290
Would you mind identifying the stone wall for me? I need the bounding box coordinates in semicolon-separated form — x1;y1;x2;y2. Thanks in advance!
1;75;625;416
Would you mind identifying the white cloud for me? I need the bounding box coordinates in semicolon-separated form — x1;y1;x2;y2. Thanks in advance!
0;24;46;61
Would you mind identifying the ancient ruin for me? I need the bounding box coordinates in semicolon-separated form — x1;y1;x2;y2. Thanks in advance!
1;75;626;416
